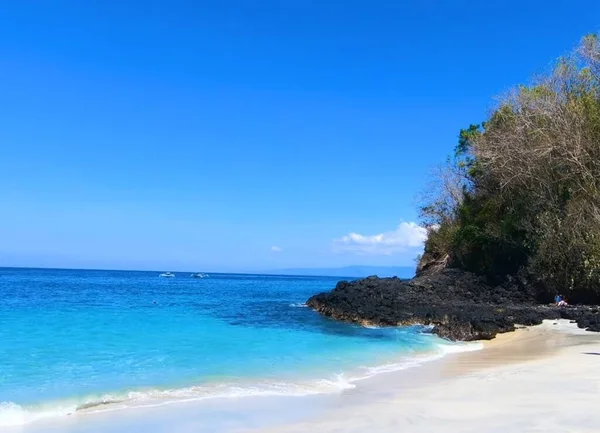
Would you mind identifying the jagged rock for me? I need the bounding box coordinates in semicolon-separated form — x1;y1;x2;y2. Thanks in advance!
307;269;600;341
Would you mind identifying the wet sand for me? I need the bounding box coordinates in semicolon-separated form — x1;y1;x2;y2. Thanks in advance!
251;320;600;433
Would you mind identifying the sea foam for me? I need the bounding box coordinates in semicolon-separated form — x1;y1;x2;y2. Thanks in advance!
0;377;354;427
0;341;482;427
0;401;77;427
356;340;483;380
289;302;308;308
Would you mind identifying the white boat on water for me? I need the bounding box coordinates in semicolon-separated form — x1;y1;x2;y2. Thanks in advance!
159;272;175;278
190;273;209;278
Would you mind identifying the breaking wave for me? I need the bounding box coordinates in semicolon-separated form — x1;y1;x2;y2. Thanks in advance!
0;340;482;427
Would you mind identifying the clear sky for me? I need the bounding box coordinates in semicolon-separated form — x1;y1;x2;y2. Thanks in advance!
1;1;599;272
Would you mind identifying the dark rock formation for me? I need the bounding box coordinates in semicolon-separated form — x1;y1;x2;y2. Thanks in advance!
307;269;600;341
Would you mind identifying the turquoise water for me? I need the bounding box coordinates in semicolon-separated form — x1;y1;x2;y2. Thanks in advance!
0;268;460;427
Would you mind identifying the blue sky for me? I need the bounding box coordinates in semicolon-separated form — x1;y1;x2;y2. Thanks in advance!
1;1;599;272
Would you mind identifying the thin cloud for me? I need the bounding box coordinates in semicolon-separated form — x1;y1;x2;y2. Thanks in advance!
333;222;427;255
270;246;283;253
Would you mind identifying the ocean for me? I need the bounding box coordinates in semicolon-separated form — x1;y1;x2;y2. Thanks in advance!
0;268;477;429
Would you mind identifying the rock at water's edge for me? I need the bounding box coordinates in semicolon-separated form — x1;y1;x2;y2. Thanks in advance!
306;269;600;341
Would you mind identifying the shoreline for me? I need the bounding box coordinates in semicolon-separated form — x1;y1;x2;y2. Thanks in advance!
7;320;599;433
0;328;476;431
249;320;600;433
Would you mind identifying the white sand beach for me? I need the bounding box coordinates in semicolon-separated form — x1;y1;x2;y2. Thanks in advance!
249;320;600;433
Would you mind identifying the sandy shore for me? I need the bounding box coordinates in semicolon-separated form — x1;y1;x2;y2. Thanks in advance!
248;320;600;433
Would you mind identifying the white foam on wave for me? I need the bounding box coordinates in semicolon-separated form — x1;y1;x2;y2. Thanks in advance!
0;340;482;427
289;302;308;308
361;324;381;329
0;376;356;427
357;353;444;379
0;401;77;427
122;376;355;405
352;340;484;381
437;341;484;354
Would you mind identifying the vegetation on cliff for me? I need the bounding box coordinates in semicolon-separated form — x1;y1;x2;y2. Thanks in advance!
419;34;600;303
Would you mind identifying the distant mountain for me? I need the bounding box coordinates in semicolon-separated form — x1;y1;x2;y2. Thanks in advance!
265;265;415;279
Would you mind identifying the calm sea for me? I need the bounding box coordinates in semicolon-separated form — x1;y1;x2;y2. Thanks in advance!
0;268;471;428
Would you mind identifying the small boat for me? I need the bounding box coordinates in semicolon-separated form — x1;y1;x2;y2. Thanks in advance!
190;273;208;278
159;272;175;278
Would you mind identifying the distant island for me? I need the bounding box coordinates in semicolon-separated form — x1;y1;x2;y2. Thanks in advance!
265;266;415;279
308;34;600;340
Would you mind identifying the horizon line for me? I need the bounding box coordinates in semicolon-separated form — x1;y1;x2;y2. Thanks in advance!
0;265;414;279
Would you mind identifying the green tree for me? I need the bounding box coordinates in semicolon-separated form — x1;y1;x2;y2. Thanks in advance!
419;33;600;301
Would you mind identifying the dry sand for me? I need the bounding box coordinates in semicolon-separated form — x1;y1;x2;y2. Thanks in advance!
249;320;600;433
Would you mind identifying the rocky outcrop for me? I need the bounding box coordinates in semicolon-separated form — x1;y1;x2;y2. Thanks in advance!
415;252;450;278
306;269;600;341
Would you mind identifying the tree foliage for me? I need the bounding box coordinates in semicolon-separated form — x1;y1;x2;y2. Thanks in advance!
419;34;600;302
